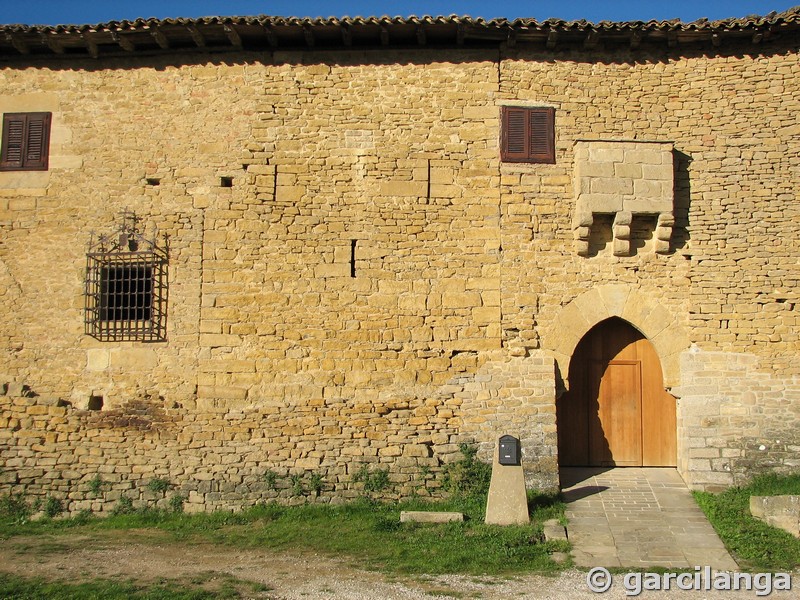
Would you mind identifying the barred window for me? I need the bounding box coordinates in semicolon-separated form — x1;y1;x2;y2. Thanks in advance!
85;213;167;342
99;264;154;322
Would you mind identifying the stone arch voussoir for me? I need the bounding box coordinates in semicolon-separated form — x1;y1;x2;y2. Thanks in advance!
542;284;689;389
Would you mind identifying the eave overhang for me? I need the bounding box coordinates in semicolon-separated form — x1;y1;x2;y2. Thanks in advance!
0;9;799;60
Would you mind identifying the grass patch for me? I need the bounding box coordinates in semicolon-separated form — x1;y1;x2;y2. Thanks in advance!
693;472;800;571
0;572;273;599
0;492;568;576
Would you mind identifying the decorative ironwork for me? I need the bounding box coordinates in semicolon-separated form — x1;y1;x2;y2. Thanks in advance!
84;210;167;342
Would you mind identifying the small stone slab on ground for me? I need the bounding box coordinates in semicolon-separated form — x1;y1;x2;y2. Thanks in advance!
399;511;464;523
543;518;568;542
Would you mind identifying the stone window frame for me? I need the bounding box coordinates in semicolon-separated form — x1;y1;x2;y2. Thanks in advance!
499;104;556;164
0;112;52;171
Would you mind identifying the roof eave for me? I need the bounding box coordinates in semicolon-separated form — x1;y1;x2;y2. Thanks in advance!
0;9;798;59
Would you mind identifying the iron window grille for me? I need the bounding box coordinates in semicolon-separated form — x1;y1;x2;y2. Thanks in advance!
84;211;167;342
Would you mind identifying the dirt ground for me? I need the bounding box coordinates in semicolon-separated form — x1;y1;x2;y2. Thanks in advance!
0;532;793;599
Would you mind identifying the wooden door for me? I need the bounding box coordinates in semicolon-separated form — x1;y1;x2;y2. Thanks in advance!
557;318;676;467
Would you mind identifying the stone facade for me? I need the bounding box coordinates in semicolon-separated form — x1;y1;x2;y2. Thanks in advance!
0;13;799;511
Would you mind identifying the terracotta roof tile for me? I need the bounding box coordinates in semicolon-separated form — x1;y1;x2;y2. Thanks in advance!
1;7;798;58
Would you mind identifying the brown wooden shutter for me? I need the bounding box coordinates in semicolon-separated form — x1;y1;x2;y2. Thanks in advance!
1;112;52;171
500;106;555;164
529;107;555;163
501;107;528;161
1;114;26;169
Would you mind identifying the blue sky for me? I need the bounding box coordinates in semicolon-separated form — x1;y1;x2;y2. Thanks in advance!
1;1;797;26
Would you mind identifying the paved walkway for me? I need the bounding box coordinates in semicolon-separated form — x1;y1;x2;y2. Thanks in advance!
562;467;739;570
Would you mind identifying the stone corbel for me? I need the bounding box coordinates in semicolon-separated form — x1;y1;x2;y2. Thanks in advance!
612;211;632;256
573;211;593;257
655;212;674;254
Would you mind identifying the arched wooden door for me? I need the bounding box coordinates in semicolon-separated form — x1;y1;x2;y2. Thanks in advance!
557;318;677;467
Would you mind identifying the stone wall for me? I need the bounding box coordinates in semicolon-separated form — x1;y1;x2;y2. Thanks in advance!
0;351;555;513
0;39;798;510
676;349;800;491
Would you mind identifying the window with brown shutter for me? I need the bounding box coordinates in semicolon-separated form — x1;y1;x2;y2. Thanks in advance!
0;112;52;171
500;106;555;164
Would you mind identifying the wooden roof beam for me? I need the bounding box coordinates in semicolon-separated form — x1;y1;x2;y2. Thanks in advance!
262;24;278;47
667;31;678;48
6;33;30;55
151;28;170;49
416;24;426;45
506;29;517;48
303;25;314;47
456;23;466;45
341;24;352;46
40;33;64;54
224;24;242;48
82;33;99;58
187;25;206;48
111;32;135;52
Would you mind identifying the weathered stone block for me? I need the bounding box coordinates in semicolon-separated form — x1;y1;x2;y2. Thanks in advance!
199;334;241;347
379;181;426;197
109;349;158;371
400;511;464;523
314;263;350;278
750;496;800;537
86;349;110;371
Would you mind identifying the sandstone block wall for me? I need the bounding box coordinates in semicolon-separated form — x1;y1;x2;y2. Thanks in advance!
0;39;798;510
676;349;800;491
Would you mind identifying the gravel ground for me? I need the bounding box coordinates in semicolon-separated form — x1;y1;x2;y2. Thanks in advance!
0;534;795;599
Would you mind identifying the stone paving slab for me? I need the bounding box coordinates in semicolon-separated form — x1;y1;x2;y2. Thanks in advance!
562;467;739;571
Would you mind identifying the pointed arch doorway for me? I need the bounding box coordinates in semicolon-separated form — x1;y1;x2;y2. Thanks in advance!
557;318;677;467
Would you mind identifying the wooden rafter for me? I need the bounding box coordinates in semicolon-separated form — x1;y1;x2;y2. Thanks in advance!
457;23;466;45
303;25;314;47
262;24;278;47
82;33;99;58
6;33;29;55
187;25;206;48
506;29;517;47
341;24;352;46
151;29;169;49
584;30;600;49
111;32;135;52
40;32;64;54
224;25;242;48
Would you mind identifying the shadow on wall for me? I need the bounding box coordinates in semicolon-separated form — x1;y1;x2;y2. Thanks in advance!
672;150;693;252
